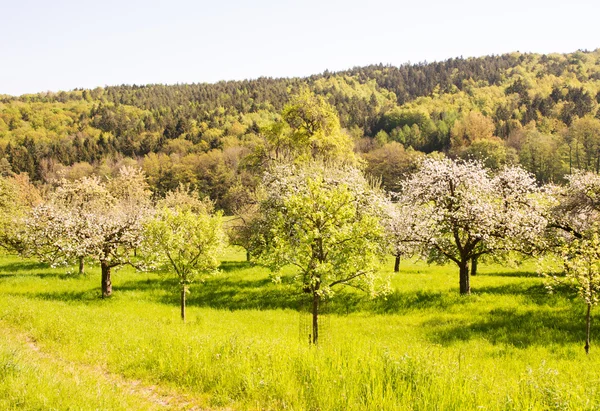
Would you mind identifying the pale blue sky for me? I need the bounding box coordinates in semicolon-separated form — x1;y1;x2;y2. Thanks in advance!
1;0;599;96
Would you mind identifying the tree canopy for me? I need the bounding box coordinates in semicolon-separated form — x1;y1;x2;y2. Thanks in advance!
2;50;600;208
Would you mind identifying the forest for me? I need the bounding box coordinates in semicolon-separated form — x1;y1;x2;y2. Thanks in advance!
1;49;600;212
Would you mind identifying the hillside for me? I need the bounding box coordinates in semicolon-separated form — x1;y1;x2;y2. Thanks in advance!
1;49;600;209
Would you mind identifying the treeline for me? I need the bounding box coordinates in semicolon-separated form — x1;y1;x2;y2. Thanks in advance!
1;49;600;211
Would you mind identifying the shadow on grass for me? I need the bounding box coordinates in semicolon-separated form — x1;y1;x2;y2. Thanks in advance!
476;282;575;306
426;306;586;348
476;271;537;278
0;260;74;279
29;289;102;302
115;274;473;314
326;290;471;315
174;277;305;311
12;259;575;321
219;261;253;273
0;260;49;273
114;261;306;311
478;282;546;296
100;263;560;315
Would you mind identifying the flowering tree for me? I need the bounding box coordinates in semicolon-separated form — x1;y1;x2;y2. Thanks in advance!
545;232;600;354
547;170;600;240
26;167;151;297
225;182;265;262
401;158;546;294
157;184;214;214
143;198;226;321
383;199;429;272
257;163;389;344
0;174;41;253
26;176;111;274
542;170;600;353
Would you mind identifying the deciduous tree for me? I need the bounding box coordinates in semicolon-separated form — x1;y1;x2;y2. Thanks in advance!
26;167;151;297
547;170;600;240
545;231;600;354
0;174;41;253
143;197;226;321
384;199;429;272
257;163;389;344
401;158;545;294
281;88;357;165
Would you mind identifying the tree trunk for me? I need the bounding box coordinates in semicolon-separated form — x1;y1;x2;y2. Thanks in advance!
311;292;320;345
585;303;592;354
569;145;572;175
471;256;478;277
78;256;84;275
394;254;401;272
459;262;470;295
181;286;186;322
101;262;112;298
246;249;250;262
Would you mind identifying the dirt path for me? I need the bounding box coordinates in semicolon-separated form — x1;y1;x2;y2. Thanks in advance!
18;332;211;410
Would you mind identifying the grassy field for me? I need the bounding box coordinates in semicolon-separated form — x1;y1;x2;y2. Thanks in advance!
0;248;598;410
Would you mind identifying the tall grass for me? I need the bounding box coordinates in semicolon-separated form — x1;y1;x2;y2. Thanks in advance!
0;326;160;410
0;249;598;410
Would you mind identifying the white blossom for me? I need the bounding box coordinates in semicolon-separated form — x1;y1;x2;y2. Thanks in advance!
399;157;547;294
25;167;152;296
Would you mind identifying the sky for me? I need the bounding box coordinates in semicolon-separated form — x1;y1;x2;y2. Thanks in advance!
1;0;599;96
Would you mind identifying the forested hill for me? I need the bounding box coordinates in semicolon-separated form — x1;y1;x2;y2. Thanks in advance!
1;49;600;210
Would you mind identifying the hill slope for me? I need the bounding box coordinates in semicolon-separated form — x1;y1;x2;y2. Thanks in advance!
1;49;599;208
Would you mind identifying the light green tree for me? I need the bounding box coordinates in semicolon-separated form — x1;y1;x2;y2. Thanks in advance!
546;231;600;354
258;164;389;344
459;137;516;170
567;117;600;173
281;88;357;165
143;205;226;321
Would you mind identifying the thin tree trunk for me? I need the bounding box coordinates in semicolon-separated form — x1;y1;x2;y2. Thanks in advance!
394;254;401;272
78;256;84;275
246;249;250;262
101;262;112;298
459;262;470;295
311;292;319;345
471;256;478;277
569;146;572;175
585;303;591;354
181;286;186;322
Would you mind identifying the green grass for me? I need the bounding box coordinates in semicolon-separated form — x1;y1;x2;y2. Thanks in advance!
0;323;162;410
0;248;598;410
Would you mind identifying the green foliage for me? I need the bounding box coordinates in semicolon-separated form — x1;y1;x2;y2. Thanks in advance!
544;230;600;353
143;207;226;286
2;49;600;210
516;128;568;182
280;88;357;164
460;137;517;170
567;117;600;172
1;252;600;409
261;174;387;298
0;174;40;252
556;232;600;307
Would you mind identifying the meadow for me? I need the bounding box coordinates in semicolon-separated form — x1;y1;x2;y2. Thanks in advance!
0;247;598;410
